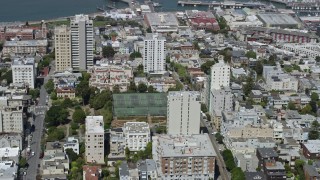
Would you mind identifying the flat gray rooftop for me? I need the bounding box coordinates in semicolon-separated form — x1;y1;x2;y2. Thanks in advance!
258;13;298;25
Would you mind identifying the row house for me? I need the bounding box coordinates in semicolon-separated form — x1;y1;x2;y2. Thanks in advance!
89;64;133;92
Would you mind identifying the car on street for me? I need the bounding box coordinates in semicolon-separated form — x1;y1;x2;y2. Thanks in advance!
31;151;35;156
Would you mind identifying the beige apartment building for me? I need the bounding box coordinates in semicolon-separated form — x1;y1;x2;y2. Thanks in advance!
0;108;24;134
153;134;216;179
85;116;105;164
54;25;71;72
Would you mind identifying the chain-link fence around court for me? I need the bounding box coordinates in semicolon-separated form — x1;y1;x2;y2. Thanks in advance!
113;93;167;117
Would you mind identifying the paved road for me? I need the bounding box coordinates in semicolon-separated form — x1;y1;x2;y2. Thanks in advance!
25;79;49;179
200;118;230;180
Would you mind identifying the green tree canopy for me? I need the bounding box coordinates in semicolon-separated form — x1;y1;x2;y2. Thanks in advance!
45;106;69;127
19;157;28;168
47;127;65;141
243;75;254;96
45;79;55;94
288;101;296;110
113;85;121;93
201;60;215;75
245;50;257;59
311;92;319;102
102;46;115;58
231;167;245;180
128;81;137;93
72;107;86;124
28;89;40;100
138;83;148;93
129;51;142;59
148;85;156;93
255;61;263;76
65;148;78;161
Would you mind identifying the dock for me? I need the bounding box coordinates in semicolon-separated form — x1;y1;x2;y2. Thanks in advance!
177;1;266;9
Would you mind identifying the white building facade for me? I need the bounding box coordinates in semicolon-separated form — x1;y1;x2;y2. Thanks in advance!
210;60;230;90
143;33;166;73
0;109;24;134
85;116;104;164
167;91;201;135
12;57;36;89
71;14;94;70
123;122;150;151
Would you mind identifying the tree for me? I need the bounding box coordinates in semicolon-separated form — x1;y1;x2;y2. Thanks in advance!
62;98;74;108
193;41;200;50
309;120;320;140
295;159;306;180
19;157;28;168
113;85;121;93
146;27;152;33
144;142;152;159
231;167;245;180
255;61;264;76
215;133;224;144
129;51;142;59
243;75;254;96
65;148;78;161
102;46;115;58
28;89;40;100
72;107;86;124
288;101;296;110
50;91;57;100
148;85;156;93
47;127;65;141
125;147;130;160
316;56;320;62
300;104;312;114
201;103;208;113
245;50;257;59
0;70;12;84
200;60;215;75
138;83;148;93
45;79;54;94
311;92;319;102
128;81;137;92
45;106;69;127
222;149;236;171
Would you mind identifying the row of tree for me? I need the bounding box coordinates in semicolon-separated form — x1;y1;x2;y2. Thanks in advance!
125;142;152;163
222;149;245;180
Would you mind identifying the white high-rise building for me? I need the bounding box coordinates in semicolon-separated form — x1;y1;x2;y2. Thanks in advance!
0;108;24;134
85;116;104;164
54;25;71;72
167;91;201;135
210;60;230;90
71;14;94;70
123;122;150;151
209;86;233;115
12;57;36;89
143;33;166;73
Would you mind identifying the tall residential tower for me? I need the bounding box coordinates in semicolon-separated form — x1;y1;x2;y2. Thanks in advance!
54;25;71;72
143;33;166;73
70;14;94;70
167;91;201;135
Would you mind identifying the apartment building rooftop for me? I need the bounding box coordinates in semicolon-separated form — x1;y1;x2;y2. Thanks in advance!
303;140;320;153
154;134;216;158
12;57;35;66
86;116;104;134
4;39;48;46
0;147;19;157
257;148;278;158
168;91;200;98
0;161;18;179
123;122;150;134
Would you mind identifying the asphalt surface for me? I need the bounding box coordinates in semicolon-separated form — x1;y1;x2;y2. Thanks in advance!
25;78;49;179
200;118;230;180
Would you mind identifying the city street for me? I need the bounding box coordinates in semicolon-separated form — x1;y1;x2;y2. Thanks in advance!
200;117;230;180
25;78;49;179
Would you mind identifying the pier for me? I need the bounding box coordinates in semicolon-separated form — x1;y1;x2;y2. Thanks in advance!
177;1;266;9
